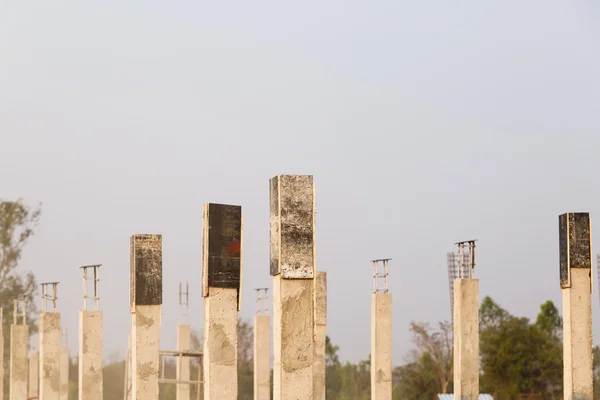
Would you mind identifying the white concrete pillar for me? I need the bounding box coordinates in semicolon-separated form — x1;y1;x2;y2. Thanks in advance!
130;234;163;400
176;325;190;400
9;324;28;400
59;347;69;400
39;312;61;400
560;212;593;400
253;315;270;400
29;352;39;399
313;271;327;400
203;288;238;400
124;334;132;400
453;279;479;400
270;175;316;400
371;293;392;400
202;203;242;400
79;310;103;400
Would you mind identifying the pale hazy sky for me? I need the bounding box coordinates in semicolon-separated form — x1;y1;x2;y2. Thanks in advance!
1;2;599;364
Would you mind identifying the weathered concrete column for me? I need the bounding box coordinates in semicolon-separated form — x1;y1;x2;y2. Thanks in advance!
313;272;327;400
253;311;270;400
270;175;315;400
79;310;103;400
10;324;29;400
176;325;190;400
29;352;39;399
40;312;61;400
202;203;242;400
130;234;163;400
371;292;392;400
560;212;593;400
124;334;132;400
453;279;479;400
59;346;69;400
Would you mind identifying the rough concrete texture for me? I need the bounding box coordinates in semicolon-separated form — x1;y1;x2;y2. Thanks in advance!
59;347;68;400
132;305;161;400
253;315;270;400
29;352;39;398
176;325;190;400
371;293;392;400
559;213;592;288
79;310;103;400
269;175;315;279
130;234;163;310
40;312;61;400
453;279;479;400
203;287;238;400
10;325;28;400
313;271;327;400
563;268;593;400
125;334;132;400
273;276;314;400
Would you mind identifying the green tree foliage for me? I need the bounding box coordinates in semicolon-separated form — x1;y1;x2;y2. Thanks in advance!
0;199;41;398
479;297;562;399
393;352;441;399
237;318;253;399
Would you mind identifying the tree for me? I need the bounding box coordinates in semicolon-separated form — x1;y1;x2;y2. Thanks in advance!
479;299;562;399
393;352;440;400
408;321;453;393
237;318;253;399
0;200;41;398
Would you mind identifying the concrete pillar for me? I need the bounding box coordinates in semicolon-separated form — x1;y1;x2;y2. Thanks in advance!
59;347;68;400
559;213;593;400
176;325;190;400
371;293;392;400
9;324;29;400
40;312;61;400
270;175;315;400
453;279;479;400
79;310;103;400
253;315;270;400
124;334;132;400
130;234;163;400
313;272;327;400
29;352;39;399
0;333;3;400
202;203;242;400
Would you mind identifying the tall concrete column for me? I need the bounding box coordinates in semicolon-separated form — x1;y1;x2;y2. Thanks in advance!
202;203;242;400
253;288;270;400
560;213;593;400
453;279;479;400
130;234;163;400
59;347;69;400
176;325;190;400
29;352;39;399
313;272;327;400
270;175;315;400
9;324;29;400
371;293;392;400
124;334;132;400
40;312;61;400
79;310;103;400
